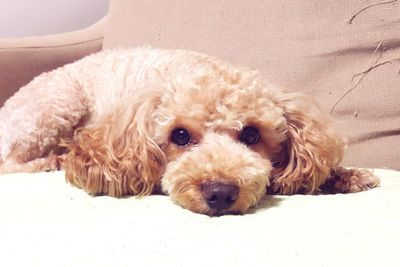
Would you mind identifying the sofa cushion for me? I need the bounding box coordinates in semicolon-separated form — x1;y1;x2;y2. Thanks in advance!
0;17;106;107
103;0;400;170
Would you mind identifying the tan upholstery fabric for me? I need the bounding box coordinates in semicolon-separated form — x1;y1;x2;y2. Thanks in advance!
0;17;107;107
103;0;400;170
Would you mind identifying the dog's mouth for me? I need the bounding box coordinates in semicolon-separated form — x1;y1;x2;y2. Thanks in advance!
188;183;265;216
207;209;242;217
164;176;269;216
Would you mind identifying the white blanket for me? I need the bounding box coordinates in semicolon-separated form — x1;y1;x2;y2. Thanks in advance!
0;169;399;267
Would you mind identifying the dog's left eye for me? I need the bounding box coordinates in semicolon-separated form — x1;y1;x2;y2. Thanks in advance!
171;128;191;146
239;126;260;146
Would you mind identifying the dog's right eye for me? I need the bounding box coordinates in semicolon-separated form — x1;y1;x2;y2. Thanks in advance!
239;126;260;146
171;128;191;146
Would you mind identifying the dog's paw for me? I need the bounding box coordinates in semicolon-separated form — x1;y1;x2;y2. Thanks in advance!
346;168;380;193
321;167;380;194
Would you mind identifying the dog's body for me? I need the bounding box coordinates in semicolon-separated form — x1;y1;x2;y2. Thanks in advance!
0;47;379;215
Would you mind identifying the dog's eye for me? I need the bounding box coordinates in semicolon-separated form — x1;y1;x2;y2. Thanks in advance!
171;128;191;146
239;126;260;146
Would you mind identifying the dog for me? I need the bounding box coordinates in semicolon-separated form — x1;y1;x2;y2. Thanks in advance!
0;47;379;216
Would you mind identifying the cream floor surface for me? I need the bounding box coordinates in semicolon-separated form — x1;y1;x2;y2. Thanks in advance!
0;169;399;267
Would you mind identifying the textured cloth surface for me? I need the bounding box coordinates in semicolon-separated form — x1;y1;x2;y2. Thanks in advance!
103;0;400;170
0;169;399;267
0;17;106;107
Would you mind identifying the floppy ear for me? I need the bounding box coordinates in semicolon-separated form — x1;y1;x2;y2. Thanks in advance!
64;92;166;197
270;93;345;194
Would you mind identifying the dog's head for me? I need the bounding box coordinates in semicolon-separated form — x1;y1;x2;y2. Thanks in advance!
65;51;344;216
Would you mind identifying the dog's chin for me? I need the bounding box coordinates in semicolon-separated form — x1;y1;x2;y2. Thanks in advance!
182;199;258;217
208;209;243;217
167;186;264;216
179;201;247;217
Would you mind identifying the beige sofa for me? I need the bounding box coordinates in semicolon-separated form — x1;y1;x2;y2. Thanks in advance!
0;17;106;107
1;1;399;266
1;0;399;170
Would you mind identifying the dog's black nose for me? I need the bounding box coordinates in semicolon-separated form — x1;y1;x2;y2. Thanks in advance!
202;182;239;211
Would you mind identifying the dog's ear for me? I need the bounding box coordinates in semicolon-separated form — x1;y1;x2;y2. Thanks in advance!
64;92;166;197
270;93;345;194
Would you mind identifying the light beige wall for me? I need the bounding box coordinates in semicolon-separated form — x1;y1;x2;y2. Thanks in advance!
0;0;109;37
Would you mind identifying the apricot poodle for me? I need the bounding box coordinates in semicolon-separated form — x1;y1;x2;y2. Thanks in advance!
0;47;379;215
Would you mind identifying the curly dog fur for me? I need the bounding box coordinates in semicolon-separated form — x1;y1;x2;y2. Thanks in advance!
0;47;379;216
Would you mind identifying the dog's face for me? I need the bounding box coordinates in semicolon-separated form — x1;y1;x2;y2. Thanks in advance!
65;51;344;216
152;77;287;215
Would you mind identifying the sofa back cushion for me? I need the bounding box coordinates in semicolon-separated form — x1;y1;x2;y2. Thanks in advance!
103;0;400;170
